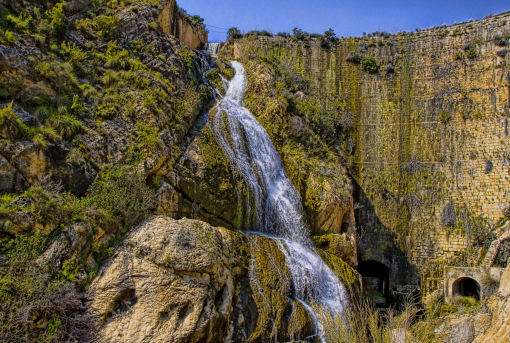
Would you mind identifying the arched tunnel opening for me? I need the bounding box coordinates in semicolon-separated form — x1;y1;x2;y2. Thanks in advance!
358;260;390;307
452;277;480;301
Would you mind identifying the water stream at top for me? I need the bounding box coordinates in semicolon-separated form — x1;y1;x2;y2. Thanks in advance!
209;61;349;342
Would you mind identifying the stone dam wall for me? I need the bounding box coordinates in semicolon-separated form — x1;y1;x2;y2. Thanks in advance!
228;12;510;291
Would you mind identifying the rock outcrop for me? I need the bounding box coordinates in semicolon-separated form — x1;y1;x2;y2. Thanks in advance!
88;216;315;342
158;0;208;49
474;263;510;343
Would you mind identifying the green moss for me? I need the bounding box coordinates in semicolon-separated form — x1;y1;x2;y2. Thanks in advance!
317;249;358;287
248;236;294;342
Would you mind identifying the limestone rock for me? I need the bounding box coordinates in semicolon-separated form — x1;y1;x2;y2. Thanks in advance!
0;154;28;193
88;216;314;343
163;133;240;229
435;315;474;343
0;44;39;71
158;0;208;50
474;264;510;343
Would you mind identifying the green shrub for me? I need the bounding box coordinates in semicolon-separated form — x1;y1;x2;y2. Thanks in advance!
360;57;379;73
127;123;162;163
292;27;309;40
87;167;155;228
46;1;67;36
33;55;79;91
76;14;118;40
227;27;242;41
23;186;78;231
6;13;32;33
321;28;337;48
504;205;510;218
345;51;363;64
439;110;452;123
465;44;478;59
59;41;89;74
47;114;83;139
0;233;95;342
104;48;132;70
464;215;495;247
493;34;508;47
0;29;16;45
0;102;31;139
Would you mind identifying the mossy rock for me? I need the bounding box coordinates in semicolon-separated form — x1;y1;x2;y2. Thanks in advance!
247;235;314;342
317;249;360;290
313;233;356;264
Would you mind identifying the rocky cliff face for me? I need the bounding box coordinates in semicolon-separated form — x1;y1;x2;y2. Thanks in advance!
158;0;208;49
0;0;216;340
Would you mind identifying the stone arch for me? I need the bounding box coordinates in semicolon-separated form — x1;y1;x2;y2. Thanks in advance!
452;276;480;300
358;260;390;305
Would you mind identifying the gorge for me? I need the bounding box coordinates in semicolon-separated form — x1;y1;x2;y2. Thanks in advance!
0;0;509;342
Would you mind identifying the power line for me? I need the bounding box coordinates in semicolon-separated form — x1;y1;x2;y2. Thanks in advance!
206;24;229;30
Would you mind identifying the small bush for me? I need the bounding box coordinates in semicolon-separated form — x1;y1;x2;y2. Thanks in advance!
76;14;119;40
6;13;32;33
464;44;478;59
321;28;337;48
246;30;272;37
33;55;79;91
0;102;31;139
292;27;309;40
46;1;67;37
439;110;452;123
484;159;493;174
493;35;509;47
464;215;495;247
87;167;155;228
503;204;510;218
47;114;84;139
0;29;16;45
360;57;379;73
345;51;362;64
496;49;508;58
0;233;95;342
227;27;242;41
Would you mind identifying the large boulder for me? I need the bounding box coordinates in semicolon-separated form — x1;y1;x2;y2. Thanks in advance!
88;216;314;343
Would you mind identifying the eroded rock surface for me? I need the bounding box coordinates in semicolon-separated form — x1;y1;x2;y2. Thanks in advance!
88;216;314;343
474;264;510;343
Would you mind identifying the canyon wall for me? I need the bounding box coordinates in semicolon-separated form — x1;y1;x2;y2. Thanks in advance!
158;0;207;49
225;12;510;292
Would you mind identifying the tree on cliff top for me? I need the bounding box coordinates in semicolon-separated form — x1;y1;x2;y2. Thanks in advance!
227;27;242;41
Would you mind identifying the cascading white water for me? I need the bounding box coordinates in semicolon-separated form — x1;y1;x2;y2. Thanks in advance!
204;42;221;55
210;61;349;341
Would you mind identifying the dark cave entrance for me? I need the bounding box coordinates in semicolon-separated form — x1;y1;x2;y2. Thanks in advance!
358;260;390;306
452;277;480;300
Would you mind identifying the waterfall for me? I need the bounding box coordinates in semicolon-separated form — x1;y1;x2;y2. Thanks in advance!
204;42;221;55
210;61;349;341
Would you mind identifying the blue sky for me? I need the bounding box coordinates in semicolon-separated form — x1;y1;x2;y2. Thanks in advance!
179;0;510;42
